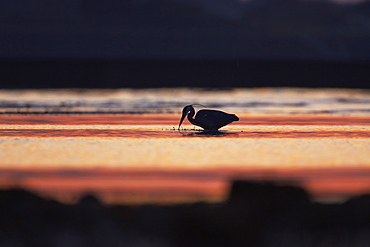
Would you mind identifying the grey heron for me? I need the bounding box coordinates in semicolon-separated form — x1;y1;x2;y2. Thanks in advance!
178;104;239;132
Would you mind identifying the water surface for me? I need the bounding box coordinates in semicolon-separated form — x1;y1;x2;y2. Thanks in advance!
1;88;370;204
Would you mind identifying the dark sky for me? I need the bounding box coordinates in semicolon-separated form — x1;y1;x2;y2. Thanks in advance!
1;0;370;60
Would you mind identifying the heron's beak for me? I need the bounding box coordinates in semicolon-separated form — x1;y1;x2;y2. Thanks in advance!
178;111;187;130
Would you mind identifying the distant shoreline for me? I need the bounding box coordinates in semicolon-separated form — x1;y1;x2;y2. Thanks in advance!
1;59;370;89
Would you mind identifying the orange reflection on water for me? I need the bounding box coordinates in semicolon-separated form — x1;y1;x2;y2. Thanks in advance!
0;128;369;138
1;114;370;204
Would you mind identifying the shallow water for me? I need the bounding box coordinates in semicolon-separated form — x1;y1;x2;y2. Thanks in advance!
1;88;370;204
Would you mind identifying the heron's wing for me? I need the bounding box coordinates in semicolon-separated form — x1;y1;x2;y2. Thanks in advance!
195;110;237;130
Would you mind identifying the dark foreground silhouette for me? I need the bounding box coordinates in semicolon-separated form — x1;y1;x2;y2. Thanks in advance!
1;181;370;247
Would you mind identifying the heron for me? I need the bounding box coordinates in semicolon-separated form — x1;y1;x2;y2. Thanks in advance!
178;104;239;132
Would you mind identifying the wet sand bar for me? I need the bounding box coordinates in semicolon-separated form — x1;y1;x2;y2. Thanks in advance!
1;113;370;125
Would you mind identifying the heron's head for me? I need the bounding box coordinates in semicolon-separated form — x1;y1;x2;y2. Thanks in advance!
178;105;193;130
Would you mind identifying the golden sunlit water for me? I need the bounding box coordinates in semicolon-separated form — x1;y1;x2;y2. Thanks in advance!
1;88;370;204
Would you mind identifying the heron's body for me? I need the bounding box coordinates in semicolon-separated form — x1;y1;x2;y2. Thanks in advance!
178;105;239;131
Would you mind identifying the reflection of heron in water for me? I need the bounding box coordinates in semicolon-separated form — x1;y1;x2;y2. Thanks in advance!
178;104;239;132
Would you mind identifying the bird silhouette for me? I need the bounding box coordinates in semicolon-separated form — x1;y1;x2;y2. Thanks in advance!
178;104;239;132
